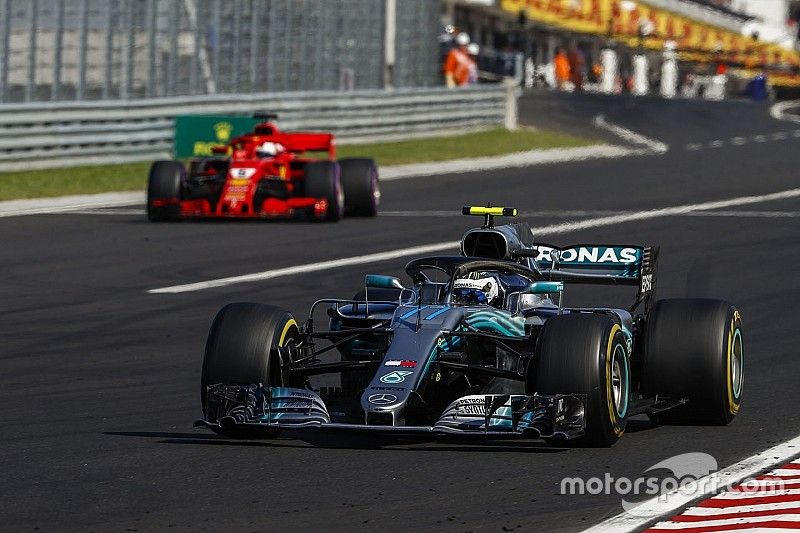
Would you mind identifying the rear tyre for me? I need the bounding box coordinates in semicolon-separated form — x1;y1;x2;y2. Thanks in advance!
642;299;743;426
529;313;630;447
147;160;184;221
304;161;344;221
201;303;300;438
339;158;380;217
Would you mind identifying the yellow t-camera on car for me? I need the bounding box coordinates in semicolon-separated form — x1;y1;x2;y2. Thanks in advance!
462;205;517;228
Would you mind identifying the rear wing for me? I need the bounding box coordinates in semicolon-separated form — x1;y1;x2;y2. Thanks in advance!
281;132;335;154
531;244;659;312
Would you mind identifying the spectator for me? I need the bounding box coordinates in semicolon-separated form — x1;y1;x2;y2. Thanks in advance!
568;46;585;91
554;47;571;90
467;43;480;85
444;32;472;88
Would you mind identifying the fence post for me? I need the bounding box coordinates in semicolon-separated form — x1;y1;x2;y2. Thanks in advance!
51;0;65;101
384;0;396;88
103;1;113;99
249;0;260;92
168;0;179;96
0;0;10;103
77;0;88;100
26;0;38;102
504;79;519;130
232;0;241;94
212;0;221;92
123;0;135;99
146;0;156;97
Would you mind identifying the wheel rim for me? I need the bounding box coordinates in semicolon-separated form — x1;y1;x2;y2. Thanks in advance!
372;174;381;208
731;328;743;398
336;182;345;214
611;343;628;417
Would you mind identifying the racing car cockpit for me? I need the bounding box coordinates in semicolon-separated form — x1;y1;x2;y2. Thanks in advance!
404;256;557;313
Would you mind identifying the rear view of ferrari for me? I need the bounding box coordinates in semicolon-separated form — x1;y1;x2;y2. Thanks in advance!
197;207;743;447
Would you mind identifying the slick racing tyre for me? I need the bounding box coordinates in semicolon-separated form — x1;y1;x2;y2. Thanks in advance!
305;161;344;222
642;299;743;426
339;158;380;217
201;303;301;437
529;313;630;447
147;160;184;221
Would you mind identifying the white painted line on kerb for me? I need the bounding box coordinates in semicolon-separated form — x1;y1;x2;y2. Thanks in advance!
148;186;800;294
580;432;800;533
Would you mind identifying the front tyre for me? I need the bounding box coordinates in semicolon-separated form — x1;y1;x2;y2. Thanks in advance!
529;314;630;447
642;299;743;425
201;303;300;437
304;161;344;222
339;158;380;217
147;160;184;221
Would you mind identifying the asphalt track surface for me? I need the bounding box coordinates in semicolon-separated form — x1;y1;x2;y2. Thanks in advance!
2;92;799;532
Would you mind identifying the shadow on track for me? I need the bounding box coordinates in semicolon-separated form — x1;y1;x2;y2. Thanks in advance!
104;430;571;453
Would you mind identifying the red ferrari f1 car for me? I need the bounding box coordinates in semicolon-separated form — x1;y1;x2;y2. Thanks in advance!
147;113;380;222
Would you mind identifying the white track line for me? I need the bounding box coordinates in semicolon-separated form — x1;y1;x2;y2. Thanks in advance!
149;186;800;294
580;433;800;533
684;210;800;218
0;191;144;218
379;209;621;218
593;114;669;153
149;240;462;294
379;144;638;180
770;101;800;123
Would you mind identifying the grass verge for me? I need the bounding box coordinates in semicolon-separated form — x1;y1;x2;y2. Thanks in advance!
0;127;599;201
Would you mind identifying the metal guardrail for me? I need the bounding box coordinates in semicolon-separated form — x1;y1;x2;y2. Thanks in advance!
0;84;513;170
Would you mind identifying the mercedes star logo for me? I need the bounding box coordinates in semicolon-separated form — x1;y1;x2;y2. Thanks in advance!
368;393;398;405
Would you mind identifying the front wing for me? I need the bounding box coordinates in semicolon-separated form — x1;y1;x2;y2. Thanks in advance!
197;385;586;440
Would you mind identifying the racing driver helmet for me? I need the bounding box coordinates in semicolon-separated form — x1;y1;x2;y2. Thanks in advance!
256;141;284;158
452;273;503;307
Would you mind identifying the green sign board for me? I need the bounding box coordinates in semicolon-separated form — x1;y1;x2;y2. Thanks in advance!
173;115;260;158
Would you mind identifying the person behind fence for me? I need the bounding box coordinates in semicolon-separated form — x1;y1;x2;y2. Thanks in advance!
568;45;586;92
444;32;473;88
467;43;480;85
554;47;571;90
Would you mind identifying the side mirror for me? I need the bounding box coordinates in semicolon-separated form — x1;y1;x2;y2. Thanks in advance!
528;281;564;295
365;275;404;290
211;145;230;155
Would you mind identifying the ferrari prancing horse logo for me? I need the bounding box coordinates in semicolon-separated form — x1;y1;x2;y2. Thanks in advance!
379;371;413;384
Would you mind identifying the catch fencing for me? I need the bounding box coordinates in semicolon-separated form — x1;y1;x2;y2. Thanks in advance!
0;0;441;103
0;83;515;170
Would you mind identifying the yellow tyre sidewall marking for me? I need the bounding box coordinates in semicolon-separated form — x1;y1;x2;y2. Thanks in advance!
273;318;298;387
278;318;298;347
605;324;625;437
727;310;742;415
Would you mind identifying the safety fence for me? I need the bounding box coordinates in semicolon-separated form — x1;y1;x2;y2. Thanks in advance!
0;83;515;170
0;0;441;103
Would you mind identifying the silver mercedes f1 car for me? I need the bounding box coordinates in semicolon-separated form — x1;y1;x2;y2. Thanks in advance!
197;206;743;446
